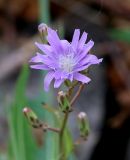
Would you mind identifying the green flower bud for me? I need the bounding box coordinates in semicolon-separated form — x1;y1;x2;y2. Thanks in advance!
78;112;90;140
57;91;71;113
23;107;42;128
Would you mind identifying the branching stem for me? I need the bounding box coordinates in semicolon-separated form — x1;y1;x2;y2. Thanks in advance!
59;83;84;160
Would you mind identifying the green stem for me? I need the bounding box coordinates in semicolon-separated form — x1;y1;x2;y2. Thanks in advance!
59;111;69;160
59;83;84;159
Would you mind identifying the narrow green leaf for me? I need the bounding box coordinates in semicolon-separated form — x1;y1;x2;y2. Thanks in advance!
8;65;37;160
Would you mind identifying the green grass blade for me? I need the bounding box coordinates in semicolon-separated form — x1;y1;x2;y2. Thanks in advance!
8;65;37;160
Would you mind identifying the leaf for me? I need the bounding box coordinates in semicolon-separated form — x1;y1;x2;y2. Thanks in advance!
7;65;37;160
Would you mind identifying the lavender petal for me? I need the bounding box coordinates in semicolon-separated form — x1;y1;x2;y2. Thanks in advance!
30;64;49;70
78;32;88;50
44;71;55;91
47;28;63;53
75;40;94;63
35;42;53;55
84;40;94;53
74;72;91;83
68;74;74;82
60;40;70;53
54;79;64;88
54;70;68;79
71;29;80;49
73;65;89;72
78;54;103;67
29;52;46;63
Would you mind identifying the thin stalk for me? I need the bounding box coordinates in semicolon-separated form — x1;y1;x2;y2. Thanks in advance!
68;81;79;97
39;0;50;24
59;111;69;160
46;126;60;133
70;84;84;106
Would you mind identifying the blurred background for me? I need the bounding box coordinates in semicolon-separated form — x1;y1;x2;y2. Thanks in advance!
0;0;130;160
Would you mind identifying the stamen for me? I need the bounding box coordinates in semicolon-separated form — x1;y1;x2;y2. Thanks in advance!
59;54;75;72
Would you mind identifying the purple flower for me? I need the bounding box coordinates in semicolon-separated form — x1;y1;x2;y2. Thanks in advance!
30;27;102;91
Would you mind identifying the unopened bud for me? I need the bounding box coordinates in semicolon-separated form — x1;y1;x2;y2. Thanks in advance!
23;107;42;128
78;112;86;119
78;112;90;140
57;91;71;113
38;23;48;35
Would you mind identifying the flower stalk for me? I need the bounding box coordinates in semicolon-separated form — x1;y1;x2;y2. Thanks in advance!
59;83;85;160
59;110;69;160
70;83;84;106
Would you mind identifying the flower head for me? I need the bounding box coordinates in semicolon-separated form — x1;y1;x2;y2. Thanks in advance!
30;26;102;91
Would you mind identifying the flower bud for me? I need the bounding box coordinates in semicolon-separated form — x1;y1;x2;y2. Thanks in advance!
78;112;90;140
38;23;48;37
57;91;71;113
23;107;42;128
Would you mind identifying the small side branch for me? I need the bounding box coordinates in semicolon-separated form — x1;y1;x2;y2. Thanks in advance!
70;84;84;106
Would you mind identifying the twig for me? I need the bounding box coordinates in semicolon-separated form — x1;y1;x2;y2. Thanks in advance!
47;126;60;133
70;84;84;106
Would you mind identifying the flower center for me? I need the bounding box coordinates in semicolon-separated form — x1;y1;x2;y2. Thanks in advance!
59;54;75;72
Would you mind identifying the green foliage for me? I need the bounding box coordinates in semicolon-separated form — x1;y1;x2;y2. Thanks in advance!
7;65;37;160
6;64;74;160
109;28;130;42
